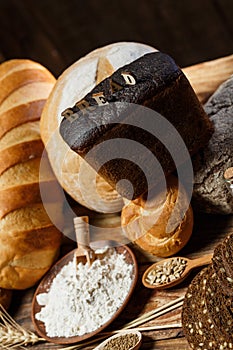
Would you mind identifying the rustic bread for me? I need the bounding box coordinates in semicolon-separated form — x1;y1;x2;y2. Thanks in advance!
40;42;157;212
222;234;233;279
182;268;218;349
212;243;233;297
0;59;63;290
60;51;213;199
0;121;43;174
182;236;233;349
204;266;233;343
0;101;46;139
121;175;193;257
0;156;61;220
182;266;233;349
192;75;233;214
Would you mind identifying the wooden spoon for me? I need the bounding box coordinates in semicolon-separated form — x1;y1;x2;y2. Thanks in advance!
74;216;95;265
93;330;142;350
142;253;213;289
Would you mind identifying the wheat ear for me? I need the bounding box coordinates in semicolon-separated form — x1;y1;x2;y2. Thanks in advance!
0;304;45;348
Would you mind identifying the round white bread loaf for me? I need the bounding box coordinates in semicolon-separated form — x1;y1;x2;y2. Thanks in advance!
0;59;63;290
121;175;193;257
40;42;157;213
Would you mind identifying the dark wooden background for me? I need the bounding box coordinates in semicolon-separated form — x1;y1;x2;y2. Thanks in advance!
0;0;233;77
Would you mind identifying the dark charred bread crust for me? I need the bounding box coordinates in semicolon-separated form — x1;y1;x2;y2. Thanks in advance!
60;52;213;199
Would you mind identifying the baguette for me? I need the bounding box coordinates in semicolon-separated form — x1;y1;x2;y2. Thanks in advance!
0;59;63;290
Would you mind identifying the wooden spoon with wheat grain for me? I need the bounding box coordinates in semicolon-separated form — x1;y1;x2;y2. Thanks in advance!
142;254;213;289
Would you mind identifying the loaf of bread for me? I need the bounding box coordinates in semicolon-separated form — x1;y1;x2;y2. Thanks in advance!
0;59;63;290
121;175;193;257
40;42;157;212
182;234;233;349
60;51;213;200
192;75;233;215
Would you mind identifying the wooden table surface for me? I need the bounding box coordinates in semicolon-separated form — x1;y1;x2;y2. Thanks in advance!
10;210;233;350
0;1;232;349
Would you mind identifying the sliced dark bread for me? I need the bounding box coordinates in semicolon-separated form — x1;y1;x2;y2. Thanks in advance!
222;234;233;282
212;243;233;296
182;268;218;349
203;265;233;345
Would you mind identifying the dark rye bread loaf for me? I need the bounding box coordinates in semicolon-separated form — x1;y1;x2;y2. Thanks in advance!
182;268;218;349
60;52;213;199
222;234;233;280
212;243;233;297
192;75;233;215
183;266;233;349
204;265;233;344
183;234;233;349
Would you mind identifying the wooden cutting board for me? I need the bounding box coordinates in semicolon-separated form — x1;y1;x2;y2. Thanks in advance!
10;54;233;350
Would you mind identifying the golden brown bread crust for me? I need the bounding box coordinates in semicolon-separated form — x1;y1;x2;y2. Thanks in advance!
0;59;63;290
0;68;55;105
121;175;193;257
0;225;61;290
0;139;44;175
0;180;62;220
0;100;47;139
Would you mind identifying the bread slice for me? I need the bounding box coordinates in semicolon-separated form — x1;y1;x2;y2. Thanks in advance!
0;121;44;173
0;100;47;139
0;68;55;105
182;268;218;349
0;203;63;234
0;139;44;175
0;121;41;149
0;180;62;220
0;82;54;115
204;265;233;343
0;224;62;289
212;244;233;296
0;157;55;190
0;155;59;218
0;59;49;81
222;234;233;280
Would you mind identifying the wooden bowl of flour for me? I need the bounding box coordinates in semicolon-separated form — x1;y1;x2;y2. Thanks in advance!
31;241;138;344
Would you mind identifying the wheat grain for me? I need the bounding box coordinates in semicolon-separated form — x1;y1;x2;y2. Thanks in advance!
0;305;45;348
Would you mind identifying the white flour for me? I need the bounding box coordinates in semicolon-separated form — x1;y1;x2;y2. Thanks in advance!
35;248;133;338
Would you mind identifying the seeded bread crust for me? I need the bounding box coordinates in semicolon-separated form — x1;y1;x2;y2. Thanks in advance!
221;234;233;281
212;244;233;297
204;265;233;344
182;268;218;349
